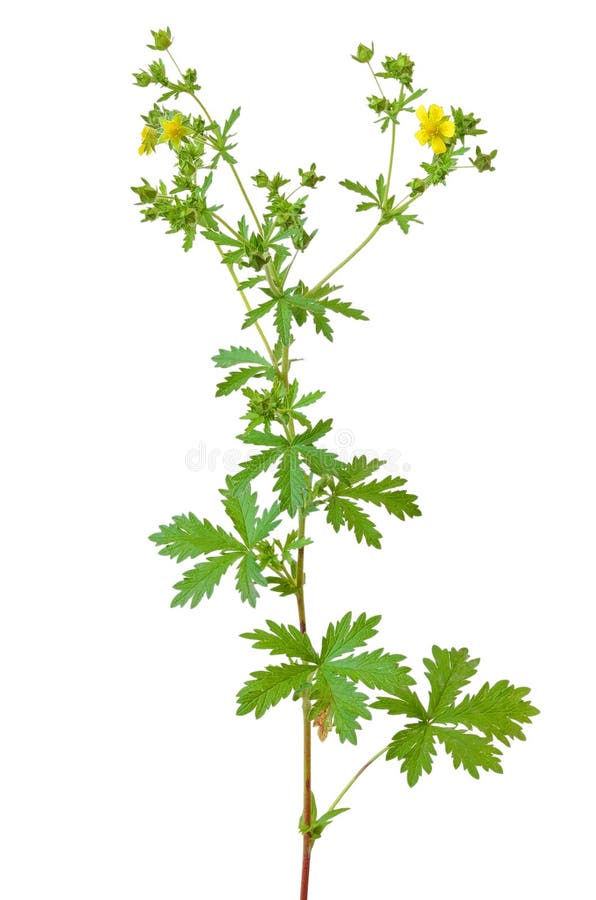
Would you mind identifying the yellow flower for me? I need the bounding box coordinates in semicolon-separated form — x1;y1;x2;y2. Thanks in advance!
138;125;158;156
157;113;192;149
415;105;455;155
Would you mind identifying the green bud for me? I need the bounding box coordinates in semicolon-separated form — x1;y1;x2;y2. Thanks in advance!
131;180;158;204
377;53;415;90
451;107;487;144
351;42;374;64
133;70;152;87
298;163;325;189
407;178;427;198
368;95;389;114
252;169;271;189
470;146;497;173
147;27;172;51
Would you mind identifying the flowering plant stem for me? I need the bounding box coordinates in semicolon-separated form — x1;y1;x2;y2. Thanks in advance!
133;29;538;899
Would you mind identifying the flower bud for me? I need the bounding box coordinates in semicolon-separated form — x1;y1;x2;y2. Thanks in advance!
147;27;172;51
351;42;374;63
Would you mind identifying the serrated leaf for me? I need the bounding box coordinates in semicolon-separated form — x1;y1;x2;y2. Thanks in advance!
386;723;436;786
339;178;378;202
434;727;503;778
327;649;413;693
212;346;270;369
231;447;284;488
222;483;259;545
295;419;333;446
425;646;479;719
437;680;540;746
325;495;382;548
241;620;319;663
216;365;268;397
275;297;292;345
294;390;326;409
340;455;386;485
236;662;316;718
320;612;382;661
312;669;371;744
322;297;369;321
235;552;268;606
252;502;282;543
274;448;308;516
149;514;242;562
242;297;276;329
339;475;421;521
370;687;427;720
172;552;242;608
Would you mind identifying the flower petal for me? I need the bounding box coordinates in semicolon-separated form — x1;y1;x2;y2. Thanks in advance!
439;120;455;138
415;128;429;146
416;105;429;125
431;134;447;154
428;104;444;123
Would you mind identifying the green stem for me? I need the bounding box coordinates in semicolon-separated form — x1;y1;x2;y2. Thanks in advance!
212;212;242;240
167;49;263;234
308;222;382;296
216;246;279;371
385;121;396;201
326;745;390;815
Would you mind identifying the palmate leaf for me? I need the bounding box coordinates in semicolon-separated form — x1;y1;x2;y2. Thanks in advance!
231;447;284;489
241;620;319;663
149;513;242;562
236;662;316;718
375;646;539;786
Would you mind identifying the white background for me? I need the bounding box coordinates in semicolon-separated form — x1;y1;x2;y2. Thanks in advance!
1;1;594;897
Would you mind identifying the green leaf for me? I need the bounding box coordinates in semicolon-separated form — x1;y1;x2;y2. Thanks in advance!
320;612;382;661
301;806;350;840
386;723;436;786
172;552;242;608
425;646;479;719
340;455;386;485
370;687;427;720
274;448;309;516
235;552;268;606
252;502;282;543
295;418;333;446
326;649;413;693
339;178;378;205
312;669;371;744
437;680;540;746
242;298;277;329
222;482;259;545
325;495;382;548
241;620;319;663
236;662;315;718
339;475;421;520
275;296;292;345
231;447;284;488
237;428;287;448
294;389;325;409
149;514;242;562
212;346;270;369
434;727;503;779
322;297;369;321
216;365;268;397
